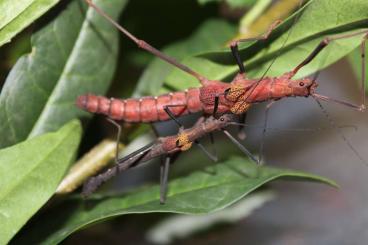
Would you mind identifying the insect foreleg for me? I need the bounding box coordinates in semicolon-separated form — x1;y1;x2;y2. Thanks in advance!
291;30;368;111
229;20;282;75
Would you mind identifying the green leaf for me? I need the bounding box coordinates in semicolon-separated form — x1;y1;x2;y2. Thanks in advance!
14;156;336;244
0;120;82;245
0;0;61;47
134;19;237;96
146;190;276;244
0;0;128;148
198;0;257;8
165;0;368;90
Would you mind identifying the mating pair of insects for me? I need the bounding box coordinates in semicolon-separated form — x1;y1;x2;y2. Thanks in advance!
78;0;368;204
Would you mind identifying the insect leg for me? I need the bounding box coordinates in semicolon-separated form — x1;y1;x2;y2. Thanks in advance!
212;95;220;117
292;30;367;77
237;113;248;140
230;20;281;75
291;30;368;111
160;155;171;204
164;106;216;161
222;129;259;164
106;118;122;164
193;116;218;162
209;132;218;161
85;0;207;84
194;139;218;162
163;105;187;128
159;152;181;204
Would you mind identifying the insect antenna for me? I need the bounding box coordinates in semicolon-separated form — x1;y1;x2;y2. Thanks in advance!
227;122;357;132
314;98;368;167
312;93;364;111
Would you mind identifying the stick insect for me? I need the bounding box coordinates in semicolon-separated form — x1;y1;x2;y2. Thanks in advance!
77;0;366;126
79;0;368;202
82;111;355;204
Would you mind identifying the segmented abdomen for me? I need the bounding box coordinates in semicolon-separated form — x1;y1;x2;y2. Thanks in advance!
76;88;202;122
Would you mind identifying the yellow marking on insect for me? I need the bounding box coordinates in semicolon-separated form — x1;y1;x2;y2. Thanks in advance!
177;133;193;151
231;101;251;114
226;84;247;101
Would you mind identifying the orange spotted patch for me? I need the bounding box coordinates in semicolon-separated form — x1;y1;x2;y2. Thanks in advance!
226;84;246;101
230;101;251;114
177;133;193;151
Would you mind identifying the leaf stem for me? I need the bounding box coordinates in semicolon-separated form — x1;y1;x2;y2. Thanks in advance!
56;139;124;194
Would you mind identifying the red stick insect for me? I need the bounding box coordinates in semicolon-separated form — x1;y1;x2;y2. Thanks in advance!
76;0;368;169
76;1;368;193
77;0;367;127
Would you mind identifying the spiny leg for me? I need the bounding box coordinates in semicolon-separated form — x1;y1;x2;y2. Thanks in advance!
289;30;368;111
230;20;282;75
85;0;208;84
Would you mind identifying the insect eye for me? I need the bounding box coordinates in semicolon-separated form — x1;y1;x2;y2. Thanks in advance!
299;82;305;86
220;117;225;121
